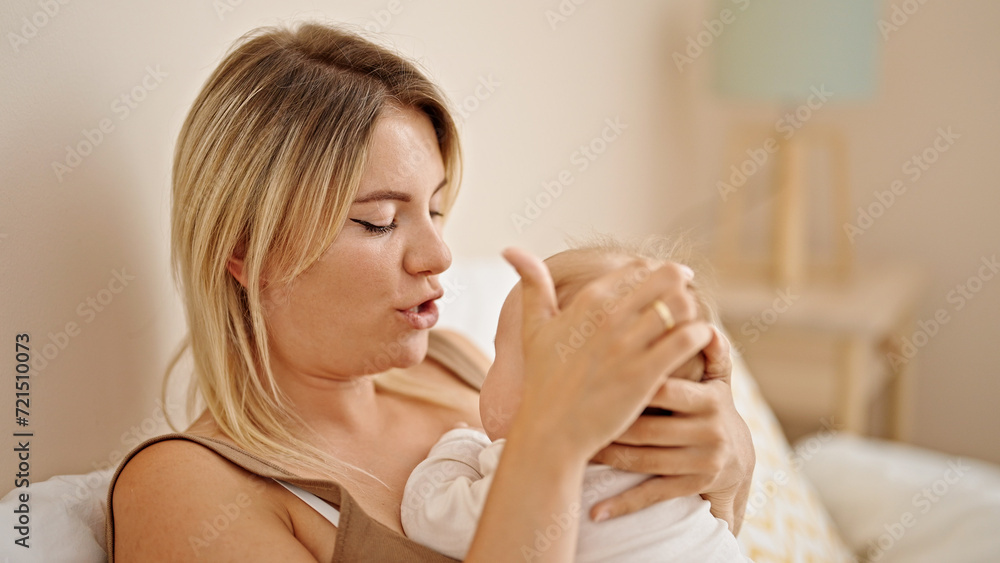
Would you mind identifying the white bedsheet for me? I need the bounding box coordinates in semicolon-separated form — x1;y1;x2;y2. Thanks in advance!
794;433;1000;562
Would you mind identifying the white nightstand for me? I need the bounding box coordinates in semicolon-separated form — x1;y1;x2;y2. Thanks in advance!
715;264;925;442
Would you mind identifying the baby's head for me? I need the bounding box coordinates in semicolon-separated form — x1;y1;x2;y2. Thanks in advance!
479;238;714;441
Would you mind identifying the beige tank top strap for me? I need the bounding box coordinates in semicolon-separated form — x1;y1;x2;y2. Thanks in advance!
104;433;352;562
106;433;459;562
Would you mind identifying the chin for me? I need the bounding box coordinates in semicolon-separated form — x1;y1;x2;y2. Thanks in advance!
362;330;429;373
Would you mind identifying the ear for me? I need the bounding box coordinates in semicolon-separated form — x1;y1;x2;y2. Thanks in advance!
226;255;249;288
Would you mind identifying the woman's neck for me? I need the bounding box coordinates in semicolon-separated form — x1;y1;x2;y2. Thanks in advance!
186;364;391;449
271;361;389;441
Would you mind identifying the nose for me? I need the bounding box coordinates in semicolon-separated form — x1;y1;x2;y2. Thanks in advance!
404;219;452;276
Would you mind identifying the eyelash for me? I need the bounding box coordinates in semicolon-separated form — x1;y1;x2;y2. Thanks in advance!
350;211;444;235
351;219;397;235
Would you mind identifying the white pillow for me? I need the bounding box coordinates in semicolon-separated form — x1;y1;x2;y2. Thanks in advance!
436;255;519;358
794;433;1000;562
0;467;113;562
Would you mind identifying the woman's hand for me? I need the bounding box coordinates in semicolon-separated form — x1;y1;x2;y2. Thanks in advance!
590;327;755;534
501;247;712;460
467;248;715;562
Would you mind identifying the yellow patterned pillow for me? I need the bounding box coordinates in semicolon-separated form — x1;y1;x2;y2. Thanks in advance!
730;354;857;562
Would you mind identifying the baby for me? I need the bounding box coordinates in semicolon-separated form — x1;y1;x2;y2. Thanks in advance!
401;241;750;562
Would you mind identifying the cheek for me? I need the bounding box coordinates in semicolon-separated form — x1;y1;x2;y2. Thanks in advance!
484;362;522;411
331;242;397;298
265;267;373;346
480;368;506;436
260;283;292;316
306;247;394;312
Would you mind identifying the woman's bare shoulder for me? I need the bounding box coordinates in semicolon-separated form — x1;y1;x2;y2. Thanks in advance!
111;439;319;561
113;438;270;501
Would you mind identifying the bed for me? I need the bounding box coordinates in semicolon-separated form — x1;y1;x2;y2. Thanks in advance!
3;256;999;562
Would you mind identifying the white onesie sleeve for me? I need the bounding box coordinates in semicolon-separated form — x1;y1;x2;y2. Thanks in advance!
402;428;751;562
401;427;502;560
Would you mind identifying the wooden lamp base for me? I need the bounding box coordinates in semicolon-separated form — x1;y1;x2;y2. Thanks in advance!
715;124;854;287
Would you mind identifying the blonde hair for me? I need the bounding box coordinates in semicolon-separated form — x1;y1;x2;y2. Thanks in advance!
164;23;462;484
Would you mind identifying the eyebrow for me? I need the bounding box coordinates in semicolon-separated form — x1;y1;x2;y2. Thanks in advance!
353;178;447;204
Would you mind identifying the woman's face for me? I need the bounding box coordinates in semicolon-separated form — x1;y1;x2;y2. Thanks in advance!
263;105;452;380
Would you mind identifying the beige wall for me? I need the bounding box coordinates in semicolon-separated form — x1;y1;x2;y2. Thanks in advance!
674;0;1000;464
1;0;997;491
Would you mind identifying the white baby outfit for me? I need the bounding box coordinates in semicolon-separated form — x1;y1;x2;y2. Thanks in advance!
402;428;751;562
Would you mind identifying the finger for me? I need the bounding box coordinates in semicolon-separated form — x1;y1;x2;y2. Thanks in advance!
656;292;700;333
565;258;655;317
501;247;558;336
637;321;713;383
608;414;709;448
558;260;675;355
646;377;725;415
701;326;733;384
589;475;710;522
616;262;700;327
621;302;686;350
591;443;712;475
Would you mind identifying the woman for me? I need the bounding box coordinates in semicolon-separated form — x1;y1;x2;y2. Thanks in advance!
107;23;754;562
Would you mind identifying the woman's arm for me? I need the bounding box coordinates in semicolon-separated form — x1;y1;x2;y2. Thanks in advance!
466;423;590;561
465;248;714;561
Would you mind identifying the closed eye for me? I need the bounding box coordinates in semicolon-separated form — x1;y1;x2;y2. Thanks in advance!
350;218;396;235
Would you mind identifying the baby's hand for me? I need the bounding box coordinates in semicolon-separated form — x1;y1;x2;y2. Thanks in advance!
669;351;706;382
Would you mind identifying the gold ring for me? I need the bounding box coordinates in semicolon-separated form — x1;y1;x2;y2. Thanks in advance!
652;300;675;332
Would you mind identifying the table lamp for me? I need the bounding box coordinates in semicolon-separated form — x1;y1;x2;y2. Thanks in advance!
711;0;879;287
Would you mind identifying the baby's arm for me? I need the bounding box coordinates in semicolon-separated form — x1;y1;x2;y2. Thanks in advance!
401;427;500;560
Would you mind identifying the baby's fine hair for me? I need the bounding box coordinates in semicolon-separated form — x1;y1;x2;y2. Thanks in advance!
543;234;718;325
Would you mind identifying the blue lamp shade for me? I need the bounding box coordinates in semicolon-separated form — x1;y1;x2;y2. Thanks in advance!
712;0;879;101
